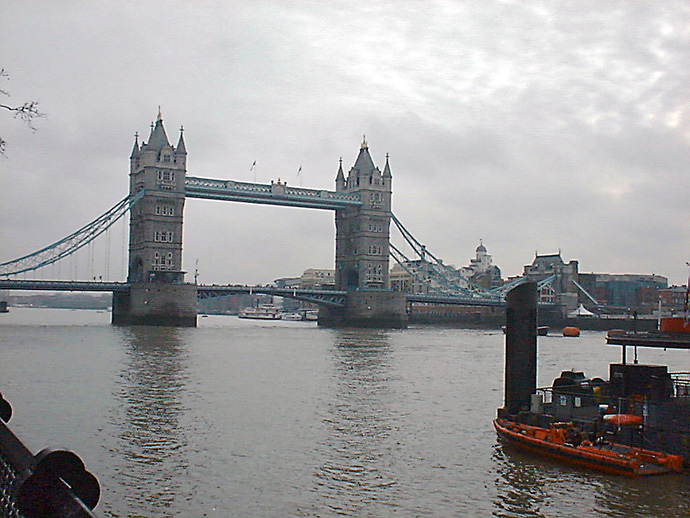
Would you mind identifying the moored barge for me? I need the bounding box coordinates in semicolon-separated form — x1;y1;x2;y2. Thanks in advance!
496;282;690;473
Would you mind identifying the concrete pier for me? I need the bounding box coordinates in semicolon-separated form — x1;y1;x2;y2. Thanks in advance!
112;283;197;327
319;290;408;328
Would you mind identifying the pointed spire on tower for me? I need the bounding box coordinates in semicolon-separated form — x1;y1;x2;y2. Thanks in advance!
335;156;345;188
130;132;140;159
383;152;392;178
352;139;375;174
147;109;170;151
175;125;187;155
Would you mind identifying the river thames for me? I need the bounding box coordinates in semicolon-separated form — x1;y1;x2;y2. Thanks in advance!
1;308;688;517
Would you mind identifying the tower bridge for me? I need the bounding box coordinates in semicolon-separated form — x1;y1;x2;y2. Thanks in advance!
1;113;516;327
117;113;405;326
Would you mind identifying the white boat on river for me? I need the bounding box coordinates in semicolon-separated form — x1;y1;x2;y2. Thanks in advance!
238;305;282;320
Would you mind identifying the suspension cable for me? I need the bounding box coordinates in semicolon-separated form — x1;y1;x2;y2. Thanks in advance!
390;213;500;299
0;191;144;277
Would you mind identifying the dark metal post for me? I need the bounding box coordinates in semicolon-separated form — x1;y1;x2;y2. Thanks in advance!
502;282;537;416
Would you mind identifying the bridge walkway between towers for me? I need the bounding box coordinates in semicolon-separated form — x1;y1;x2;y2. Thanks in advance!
184;177;362;210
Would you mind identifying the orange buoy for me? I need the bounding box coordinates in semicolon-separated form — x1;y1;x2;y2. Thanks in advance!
562;326;580;337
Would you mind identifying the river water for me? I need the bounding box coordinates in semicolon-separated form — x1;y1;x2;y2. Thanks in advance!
1;308;689;517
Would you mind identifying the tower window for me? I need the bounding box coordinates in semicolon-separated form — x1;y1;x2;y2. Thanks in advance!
152;251;174;270
154;231;174;243
157;170;175;182
155;204;175;216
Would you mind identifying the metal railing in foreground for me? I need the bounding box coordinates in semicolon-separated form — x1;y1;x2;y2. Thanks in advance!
0;393;99;518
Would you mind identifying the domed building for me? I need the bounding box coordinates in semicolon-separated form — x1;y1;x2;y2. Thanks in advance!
390;241;503;294
459;241;503;289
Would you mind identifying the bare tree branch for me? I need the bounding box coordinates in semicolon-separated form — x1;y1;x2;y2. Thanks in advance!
1;68;45;156
0;101;43;124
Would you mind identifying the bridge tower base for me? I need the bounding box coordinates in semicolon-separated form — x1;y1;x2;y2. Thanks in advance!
112;283;197;327
319;291;408;328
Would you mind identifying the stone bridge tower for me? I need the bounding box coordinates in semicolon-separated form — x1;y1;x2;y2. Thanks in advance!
127;112;187;283
323;138;407;327
112;112;197;326
334;138;392;290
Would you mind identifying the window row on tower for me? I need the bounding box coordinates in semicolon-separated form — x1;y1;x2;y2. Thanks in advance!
152;252;174;270
366;263;384;283
350;244;386;256
156;169;177;190
344;221;386;232
157;170;175;182
154;231;175;243
369;192;384;209
155;204;175;216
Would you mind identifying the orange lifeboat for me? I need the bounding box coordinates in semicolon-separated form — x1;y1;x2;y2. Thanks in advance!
603;413;644;427
562;326;580;337
494;419;683;477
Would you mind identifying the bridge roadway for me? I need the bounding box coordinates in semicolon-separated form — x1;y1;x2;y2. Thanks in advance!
0;280;347;305
0;280;506;307
185;177;362;210
0;279;131;292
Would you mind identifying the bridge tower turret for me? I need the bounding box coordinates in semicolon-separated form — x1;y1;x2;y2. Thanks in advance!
324;138;406;328
334;138;392;290
112;111;197;326
127;112;187;283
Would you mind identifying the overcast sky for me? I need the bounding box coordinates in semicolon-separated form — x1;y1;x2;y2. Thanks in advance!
2;1;689;286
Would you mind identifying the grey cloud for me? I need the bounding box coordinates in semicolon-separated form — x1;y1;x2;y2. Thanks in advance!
2;0;689;285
